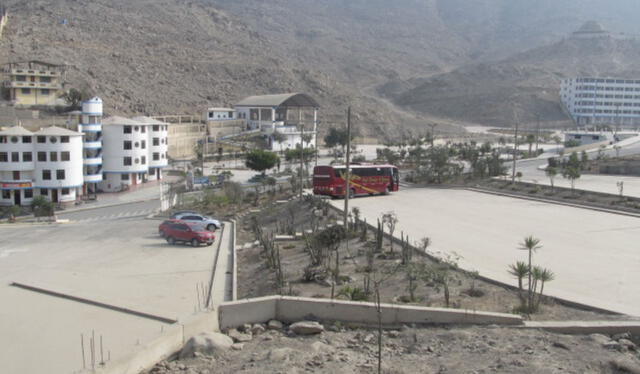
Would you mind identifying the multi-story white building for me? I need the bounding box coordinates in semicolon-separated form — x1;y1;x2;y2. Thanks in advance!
78;97;103;195
0;125;84;206
560;77;640;127
100;116;168;192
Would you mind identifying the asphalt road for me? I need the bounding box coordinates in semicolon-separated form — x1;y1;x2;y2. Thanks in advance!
333;188;640;316
57;199;160;222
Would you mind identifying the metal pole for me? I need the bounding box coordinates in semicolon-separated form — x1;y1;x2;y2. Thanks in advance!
511;110;520;184
81;334;86;370
535;115;540;153
299;124;304;199
343;107;351;230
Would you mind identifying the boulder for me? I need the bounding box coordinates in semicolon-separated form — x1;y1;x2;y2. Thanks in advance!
179;333;233;359
251;324;266;335
290;321;324;335
268;347;295;362
613;332;632;341
267;319;284;330
589;333;611;345
619;338;637;351
227;328;252;343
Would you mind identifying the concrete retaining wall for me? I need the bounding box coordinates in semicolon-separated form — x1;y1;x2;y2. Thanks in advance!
86;311;217;374
218;296;522;331
524;321;640;336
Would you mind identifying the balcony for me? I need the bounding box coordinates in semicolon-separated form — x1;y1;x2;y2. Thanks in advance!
83;157;103;166
83;139;102;149
4;81;62;90
83;174;103;183
5;68;62;77
79;124;102;132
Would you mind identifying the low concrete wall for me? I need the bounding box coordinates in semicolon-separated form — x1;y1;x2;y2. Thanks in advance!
230;219;238;301
87;311;217;374
218;296;522;331
524;321;640;336
218;296;278;331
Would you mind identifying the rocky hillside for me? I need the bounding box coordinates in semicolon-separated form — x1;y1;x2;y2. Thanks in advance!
1;0;640;135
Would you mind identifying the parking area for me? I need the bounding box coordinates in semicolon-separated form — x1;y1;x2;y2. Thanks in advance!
0;217;218;374
334;188;640;317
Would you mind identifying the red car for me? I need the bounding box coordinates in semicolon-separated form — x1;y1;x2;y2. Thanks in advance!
160;220;215;247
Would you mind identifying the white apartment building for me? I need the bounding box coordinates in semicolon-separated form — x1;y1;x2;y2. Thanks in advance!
78;97;104;195
100;116;168;192
0;125;84;206
560;77;640;127
204;107;235;122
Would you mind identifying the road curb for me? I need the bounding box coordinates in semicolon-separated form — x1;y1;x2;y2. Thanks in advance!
57;197;160;215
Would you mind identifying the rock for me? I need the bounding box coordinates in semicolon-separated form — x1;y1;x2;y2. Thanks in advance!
589;333;611;345
268;347;295;362
268;320;284;330
290;321;325;335
241;324;252;333
613;332;632;341
387;330;400;338
363;334;375;343
327;324;340;332
603;340;621;350
619;338;637;351
227;328;252;342
231;343;245;351
251;324;266;335
179;333;233;359
311;341;333;353
610;358;640;374
552;341;570;350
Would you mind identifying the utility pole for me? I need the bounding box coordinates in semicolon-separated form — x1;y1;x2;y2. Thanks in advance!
299;124;305;199
511;110;520;184
343;107;352;231
535;114;541;153
429;123;437;147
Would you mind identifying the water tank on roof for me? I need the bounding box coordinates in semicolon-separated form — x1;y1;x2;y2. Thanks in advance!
82;97;103;115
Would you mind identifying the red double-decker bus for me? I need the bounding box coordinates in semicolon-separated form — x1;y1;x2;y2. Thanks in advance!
313;164;400;198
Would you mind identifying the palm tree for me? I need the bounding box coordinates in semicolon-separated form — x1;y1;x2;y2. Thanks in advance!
545;166;557;192
519;236;542;312
536;268;555;309
508;261;529;305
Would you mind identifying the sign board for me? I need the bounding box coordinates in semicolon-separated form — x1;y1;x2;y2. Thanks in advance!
1;182;32;189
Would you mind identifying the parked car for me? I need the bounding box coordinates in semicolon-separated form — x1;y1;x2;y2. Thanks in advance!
162;221;215;247
170;210;199;219
172;212;221;231
158;219;181;238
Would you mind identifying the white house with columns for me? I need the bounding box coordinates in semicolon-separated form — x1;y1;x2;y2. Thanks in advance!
234;93;319;152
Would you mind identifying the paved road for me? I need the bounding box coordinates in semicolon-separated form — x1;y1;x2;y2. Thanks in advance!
515;137;640;197
333;188;640;316
0;210;218;374
57;199;160;223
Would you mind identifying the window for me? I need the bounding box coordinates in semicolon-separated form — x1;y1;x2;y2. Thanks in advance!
141;140;146;149
0;136;5;143
40;76;51;83
123;141;132;150
0;152;8;162
56;169;65;180
153;152;159;161
141;126;146;133
40;188;48;196
37;136;46;143
16;75;26;82
123;126;132;134
61;188;70;195
141;156;146;165
23;152;32;162
123;157;132;166
134;142;139;148
49;136;57;143
41;89;50;96
21;88;31;94
38;152;47;162
61;151;70;161
42;170;51;180
152;125;159;132
2;190;9;199
10;136;18;143
22;136;31;143
134;126;139;132
13;171;20;180
12;152;19;162
61;136;69;143
24;189;33;198
121;174;130;181
50;152;58;162
153;138;159;146
134;158;140;164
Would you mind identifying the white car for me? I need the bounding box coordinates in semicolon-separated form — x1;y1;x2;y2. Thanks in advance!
173;213;221;231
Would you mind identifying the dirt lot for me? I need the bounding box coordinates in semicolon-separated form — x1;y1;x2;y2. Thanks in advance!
149;323;640;374
235;196;628;321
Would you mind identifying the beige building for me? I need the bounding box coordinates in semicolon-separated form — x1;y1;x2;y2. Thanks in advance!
155;115;206;160
3;61;65;107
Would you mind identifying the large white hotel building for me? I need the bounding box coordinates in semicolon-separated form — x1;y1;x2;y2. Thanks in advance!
0;98;168;206
560;77;640;127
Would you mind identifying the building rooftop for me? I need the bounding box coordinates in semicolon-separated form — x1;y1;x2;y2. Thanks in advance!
207;107;235;112
35;126;83;136
132;116;167;125
0;126;34;136
103;116;145;126
235;93;320;108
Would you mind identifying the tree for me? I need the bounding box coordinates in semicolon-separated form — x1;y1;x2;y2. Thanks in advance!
245;149;279;176
324;127;351;153
526;134;536;157
31;195;54;219
545;166;557;192
535;267;555;309
62;88;92;110
508;261;529;306
518;236;542;313
580;150;589;170
562;166;580;195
